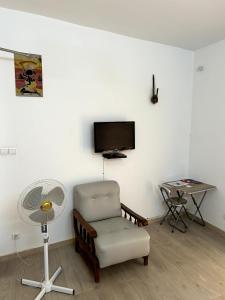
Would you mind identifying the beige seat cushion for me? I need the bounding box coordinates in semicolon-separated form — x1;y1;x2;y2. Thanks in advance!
90;217;150;268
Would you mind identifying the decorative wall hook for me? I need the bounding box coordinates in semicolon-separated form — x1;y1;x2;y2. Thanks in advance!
151;74;159;104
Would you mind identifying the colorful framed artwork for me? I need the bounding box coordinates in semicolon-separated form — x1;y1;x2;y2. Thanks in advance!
14;54;43;97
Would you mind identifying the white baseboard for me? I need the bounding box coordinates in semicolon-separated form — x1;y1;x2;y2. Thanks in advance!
0;238;75;263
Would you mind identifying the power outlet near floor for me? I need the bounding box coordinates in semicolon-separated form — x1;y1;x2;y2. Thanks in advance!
12;233;20;240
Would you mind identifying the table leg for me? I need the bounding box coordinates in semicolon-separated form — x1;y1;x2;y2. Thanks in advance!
191;191;207;226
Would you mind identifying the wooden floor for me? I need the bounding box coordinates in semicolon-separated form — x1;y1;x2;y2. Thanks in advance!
1;221;225;300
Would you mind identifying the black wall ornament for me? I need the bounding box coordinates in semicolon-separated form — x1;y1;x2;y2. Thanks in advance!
151;74;159;104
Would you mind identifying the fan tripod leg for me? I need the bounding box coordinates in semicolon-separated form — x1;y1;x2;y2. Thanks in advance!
21;266;74;299
21;279;45;300
21;279;42;288
50;266;74;295
34;288;46;300
52;284;75;294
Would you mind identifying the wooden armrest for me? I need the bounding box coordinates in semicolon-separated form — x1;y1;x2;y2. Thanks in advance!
73;209;97;238
121;203;148;226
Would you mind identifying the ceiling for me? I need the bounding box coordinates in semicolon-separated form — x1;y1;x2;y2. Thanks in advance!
0;0;225;50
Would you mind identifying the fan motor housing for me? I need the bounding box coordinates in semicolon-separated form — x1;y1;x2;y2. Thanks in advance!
40;200;52;212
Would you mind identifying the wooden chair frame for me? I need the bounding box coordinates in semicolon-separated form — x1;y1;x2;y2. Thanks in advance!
73;203;149;282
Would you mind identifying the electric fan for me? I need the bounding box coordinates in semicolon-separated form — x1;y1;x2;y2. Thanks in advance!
18;179;74;300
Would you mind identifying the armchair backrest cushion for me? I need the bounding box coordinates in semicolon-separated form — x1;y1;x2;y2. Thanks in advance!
74;180;121;222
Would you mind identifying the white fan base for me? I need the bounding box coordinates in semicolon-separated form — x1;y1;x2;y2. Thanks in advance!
22;266;74;300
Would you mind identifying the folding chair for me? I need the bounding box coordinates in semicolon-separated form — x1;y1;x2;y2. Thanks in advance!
159;185;188;233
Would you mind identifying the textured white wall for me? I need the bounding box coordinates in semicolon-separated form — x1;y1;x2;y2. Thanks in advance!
0;8;193;255
190;40;225;231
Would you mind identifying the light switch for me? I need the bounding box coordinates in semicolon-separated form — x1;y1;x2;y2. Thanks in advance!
0;147;17;155
0;148;9;155
9;148;16;155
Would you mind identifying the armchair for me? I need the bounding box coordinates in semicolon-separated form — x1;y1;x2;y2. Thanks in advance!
73;180;150;282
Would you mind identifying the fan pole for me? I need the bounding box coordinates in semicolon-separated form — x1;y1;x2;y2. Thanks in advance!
21;223;74;300
42;224;49;282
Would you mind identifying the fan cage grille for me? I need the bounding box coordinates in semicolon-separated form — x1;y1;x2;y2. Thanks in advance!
18;179;66;226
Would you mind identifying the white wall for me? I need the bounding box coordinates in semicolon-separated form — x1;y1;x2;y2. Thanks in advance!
0;8;193;256
190;40;225;231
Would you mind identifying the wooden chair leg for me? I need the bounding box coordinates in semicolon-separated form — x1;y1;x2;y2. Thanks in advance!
94;267;100;283
143;256;148;266
75;239;79;253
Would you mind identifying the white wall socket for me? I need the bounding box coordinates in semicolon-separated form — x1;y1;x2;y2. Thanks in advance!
12;233;20;240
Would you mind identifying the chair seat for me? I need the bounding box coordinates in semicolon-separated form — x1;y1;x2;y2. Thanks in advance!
90;217;150;268
168;197;187;207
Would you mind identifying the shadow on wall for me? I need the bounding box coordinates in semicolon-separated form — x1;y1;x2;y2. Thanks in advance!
146;180;164;215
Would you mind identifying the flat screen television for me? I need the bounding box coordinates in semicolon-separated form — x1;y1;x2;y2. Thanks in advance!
94;121;135;153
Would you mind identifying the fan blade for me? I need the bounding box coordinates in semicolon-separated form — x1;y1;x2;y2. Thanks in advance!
23;186;43;210
29;209;55;223
46;187;64;206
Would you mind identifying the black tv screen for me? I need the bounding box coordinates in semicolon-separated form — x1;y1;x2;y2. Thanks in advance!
94;122;135;153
